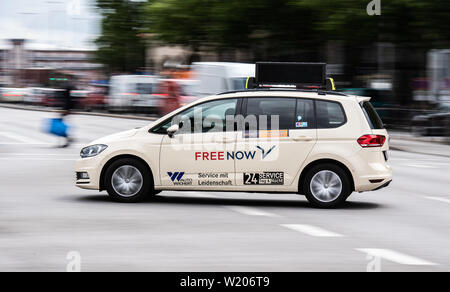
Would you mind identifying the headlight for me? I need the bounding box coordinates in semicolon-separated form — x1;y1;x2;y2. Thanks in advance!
80;144;108;158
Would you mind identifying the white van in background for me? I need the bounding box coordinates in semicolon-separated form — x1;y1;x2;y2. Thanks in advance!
191;62;255;98
0;88;30;103
108;75;160;112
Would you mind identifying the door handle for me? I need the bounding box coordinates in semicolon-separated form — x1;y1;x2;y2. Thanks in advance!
293;136;314;142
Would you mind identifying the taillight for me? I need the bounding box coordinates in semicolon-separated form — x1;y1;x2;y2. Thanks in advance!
357;135;386;148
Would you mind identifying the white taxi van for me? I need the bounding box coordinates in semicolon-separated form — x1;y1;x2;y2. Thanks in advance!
75;63;392;208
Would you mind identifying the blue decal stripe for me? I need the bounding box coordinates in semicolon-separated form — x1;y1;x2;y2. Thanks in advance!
168;172;185;182
176;172;185;181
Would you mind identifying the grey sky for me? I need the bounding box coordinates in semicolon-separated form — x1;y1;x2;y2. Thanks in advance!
0;0;101;50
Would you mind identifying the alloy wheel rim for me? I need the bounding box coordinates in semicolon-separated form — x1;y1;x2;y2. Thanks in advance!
310;170;343;203
111;165;143;197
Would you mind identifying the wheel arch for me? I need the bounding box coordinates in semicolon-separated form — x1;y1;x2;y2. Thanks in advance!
99;154;155;191
298;159;355;194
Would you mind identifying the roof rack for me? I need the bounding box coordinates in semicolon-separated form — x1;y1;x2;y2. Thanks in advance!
218;88;348;97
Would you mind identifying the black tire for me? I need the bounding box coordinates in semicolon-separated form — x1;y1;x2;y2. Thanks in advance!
104;158;153;203
302;163;352;208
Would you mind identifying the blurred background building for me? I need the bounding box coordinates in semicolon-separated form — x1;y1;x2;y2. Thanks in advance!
1;0;449;136
0;39;102;87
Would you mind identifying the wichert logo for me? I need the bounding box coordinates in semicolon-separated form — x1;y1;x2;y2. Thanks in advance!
168;172;185;182
257;146;276;160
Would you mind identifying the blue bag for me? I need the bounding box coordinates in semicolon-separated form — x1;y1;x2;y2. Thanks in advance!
45;118;69;137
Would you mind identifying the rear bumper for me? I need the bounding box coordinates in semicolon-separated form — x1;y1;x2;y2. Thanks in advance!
354;165;392;192
374;180;392;191
351;149;393;192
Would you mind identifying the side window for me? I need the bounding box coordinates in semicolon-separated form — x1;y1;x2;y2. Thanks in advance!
246;98;296;130
136;83;153;95
315;100;346;129
152;99;238;134
295;99;315;129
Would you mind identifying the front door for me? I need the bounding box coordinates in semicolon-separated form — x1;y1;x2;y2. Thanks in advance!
159;98;239;189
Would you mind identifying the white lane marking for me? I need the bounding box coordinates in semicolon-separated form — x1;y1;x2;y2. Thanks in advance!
406;164;435;169
425;196;450;204
0;132;46;144
281;224;343;237
187;193;280;217
0;153;77;156
227;206;280;217
0;157;76;161
356;249;437;266
188;192;219;198
0;143;85;147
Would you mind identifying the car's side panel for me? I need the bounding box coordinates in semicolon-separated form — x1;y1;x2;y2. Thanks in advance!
76;90;392;196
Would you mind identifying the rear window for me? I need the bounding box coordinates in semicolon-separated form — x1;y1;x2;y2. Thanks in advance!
361;101;384;129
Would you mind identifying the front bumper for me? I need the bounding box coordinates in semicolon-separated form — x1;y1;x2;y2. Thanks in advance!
74;156;103;190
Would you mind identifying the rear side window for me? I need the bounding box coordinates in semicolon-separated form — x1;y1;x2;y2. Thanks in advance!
361;101;384;129
316;100;346;128
295;99;315;129
246;97;296;129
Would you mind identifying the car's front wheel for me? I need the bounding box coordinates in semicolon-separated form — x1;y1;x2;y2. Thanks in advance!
303;164;352;208
104;158;152;203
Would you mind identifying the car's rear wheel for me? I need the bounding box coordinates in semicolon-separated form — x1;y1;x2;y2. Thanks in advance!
105;158;152;202
303;164;352;208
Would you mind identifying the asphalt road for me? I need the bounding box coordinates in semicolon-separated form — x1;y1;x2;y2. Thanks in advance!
0;107;449;272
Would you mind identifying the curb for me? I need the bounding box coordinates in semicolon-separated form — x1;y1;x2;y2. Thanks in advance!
0;103;158;121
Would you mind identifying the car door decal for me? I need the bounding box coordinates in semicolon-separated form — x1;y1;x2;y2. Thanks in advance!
257;146;276;160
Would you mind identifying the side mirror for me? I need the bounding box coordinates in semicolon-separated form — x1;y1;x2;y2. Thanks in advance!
167;124;179;138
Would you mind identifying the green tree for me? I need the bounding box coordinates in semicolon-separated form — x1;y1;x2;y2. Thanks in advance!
146;0;322;59
146;0;450;56
294;0;450;47
95;0;147;73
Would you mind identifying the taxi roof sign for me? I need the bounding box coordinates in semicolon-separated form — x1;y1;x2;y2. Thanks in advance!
253;62;327;88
